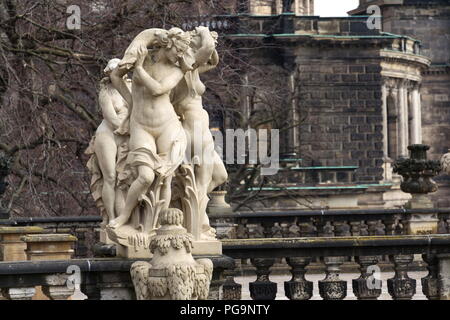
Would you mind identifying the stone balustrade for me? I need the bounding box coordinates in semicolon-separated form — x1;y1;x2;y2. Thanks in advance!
0;255;235;300
221;235;450;300
210;208;450;239
0;216;101;258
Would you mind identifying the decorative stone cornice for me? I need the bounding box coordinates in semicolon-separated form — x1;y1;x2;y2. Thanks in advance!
380;50;431;69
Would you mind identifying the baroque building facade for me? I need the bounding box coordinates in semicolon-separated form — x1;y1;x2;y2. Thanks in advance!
197;0;449;209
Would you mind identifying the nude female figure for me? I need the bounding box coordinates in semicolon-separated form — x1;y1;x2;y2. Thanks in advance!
86;59;130;224
172;27;228;238
109;28;191;229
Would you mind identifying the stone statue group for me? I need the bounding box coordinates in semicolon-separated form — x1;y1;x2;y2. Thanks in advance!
85;27;228;255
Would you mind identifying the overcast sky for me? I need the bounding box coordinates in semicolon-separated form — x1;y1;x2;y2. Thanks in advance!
315;0;360;17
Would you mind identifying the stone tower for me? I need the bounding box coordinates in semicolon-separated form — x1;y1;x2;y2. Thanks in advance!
350;0;450;206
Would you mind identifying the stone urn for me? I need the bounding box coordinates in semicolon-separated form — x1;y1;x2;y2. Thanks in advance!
393;144;442;234
130;208;213;300
394;145;441;195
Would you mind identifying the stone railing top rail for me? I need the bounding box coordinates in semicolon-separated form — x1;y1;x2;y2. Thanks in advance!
211;207;450;221
0;255;233;276
222;234;450;259
0;216;102;226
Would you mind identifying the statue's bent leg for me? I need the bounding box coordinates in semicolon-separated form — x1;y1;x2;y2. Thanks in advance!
114;188;126;218
156;121;187;210
95;132;118;224
208;152;228;193
109;165;155;228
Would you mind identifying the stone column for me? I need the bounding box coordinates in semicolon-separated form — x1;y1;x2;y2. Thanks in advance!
296;0;304;14
381;82;389;158
304;0;310;15
282;0;294;13
275;0;283;14
417;92;423;143
398;80;409;157
290;74;299;154
409;83;422;145
381;82;393;182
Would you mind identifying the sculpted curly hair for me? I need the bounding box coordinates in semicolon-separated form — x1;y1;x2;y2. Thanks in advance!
155;27;191;58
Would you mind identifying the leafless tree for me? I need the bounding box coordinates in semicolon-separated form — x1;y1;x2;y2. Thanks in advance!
0;0;303;217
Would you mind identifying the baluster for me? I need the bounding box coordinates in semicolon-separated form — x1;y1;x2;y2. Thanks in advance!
360;221;369;236
299;220;316;237
249;258;277;300
236;219;249;239
349;221;361;236
383;216;397;235
288;220;301;237
333;221;351;236
319;256;347;300
421;254;439;300
262;222;275;238
387;255;416;300
396;219;405;235
317;221;334;237
222;275;242;300
377;220;386;235
271;223;282;238
279;222;290;238
248;223;264;238
284;257;313;300
367;220;385;235
438;217;447;234
353;256;382;300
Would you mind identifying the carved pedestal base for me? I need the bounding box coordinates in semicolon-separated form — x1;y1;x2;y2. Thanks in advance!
130;209;213;300
405;216;439;235
207;191;232;215
106;224;154;259
405;195;438;235
117;245;152;259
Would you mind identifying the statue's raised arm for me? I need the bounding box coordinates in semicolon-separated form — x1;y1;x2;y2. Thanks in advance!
110;28;168;108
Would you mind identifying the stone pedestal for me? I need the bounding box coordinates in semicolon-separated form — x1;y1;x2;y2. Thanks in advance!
192;240;222;256
207;191;232;215
116;245;152;259
21;234;77;300
393;145;441;235
130;208;213;300
21;234;77;261
404;194;439;235
0;226;43;261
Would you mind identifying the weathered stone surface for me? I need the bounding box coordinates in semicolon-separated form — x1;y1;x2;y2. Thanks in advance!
0;226;44;261
21;233;76;261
